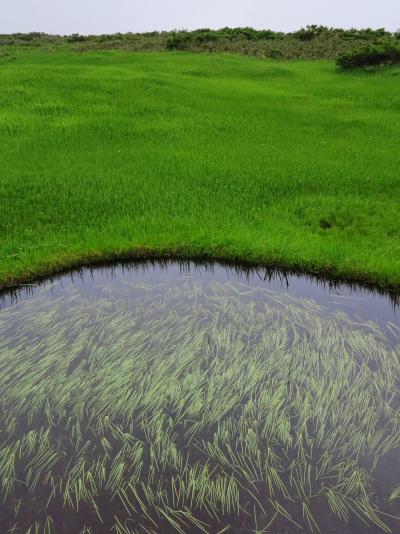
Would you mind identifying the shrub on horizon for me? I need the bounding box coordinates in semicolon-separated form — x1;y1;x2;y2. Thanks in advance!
337;41;400;69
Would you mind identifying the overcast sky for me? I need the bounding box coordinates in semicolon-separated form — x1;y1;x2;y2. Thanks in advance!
2;0;400;35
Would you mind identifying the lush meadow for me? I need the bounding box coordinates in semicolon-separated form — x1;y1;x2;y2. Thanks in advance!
0;50;400;288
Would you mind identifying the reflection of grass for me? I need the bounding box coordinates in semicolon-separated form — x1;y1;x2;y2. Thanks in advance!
0;280;399;532
1;52;400;290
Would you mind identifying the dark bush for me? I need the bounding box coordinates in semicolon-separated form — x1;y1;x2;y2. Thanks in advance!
194;31;219;44
166;28;279;49
337;42;400;69
218;27;278;41
166;32;192;50
293;25;327;41
66;34;87;43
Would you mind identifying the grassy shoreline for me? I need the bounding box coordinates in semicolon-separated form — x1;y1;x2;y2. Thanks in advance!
2;248;400;298
1;51;399;293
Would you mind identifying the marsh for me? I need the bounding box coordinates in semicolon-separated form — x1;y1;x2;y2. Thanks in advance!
0;262;399;533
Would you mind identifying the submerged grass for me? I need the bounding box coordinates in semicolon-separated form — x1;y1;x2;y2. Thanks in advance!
0;51;400;289
0;278;399;532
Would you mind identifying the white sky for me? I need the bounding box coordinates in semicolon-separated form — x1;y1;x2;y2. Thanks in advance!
2;0;400;35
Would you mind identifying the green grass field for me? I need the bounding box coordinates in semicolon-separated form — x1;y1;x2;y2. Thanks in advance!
1;50;399;289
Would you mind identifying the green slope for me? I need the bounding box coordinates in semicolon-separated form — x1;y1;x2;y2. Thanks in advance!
1;50;399;289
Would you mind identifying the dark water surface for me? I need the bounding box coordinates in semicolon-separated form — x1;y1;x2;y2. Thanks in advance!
2;261;399;328
0;261;399;533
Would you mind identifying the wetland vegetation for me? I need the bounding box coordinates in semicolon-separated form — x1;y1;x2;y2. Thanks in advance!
0;263;399;533
1;22;400;532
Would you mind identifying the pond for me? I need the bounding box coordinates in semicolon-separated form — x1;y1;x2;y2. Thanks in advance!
0;261;399;533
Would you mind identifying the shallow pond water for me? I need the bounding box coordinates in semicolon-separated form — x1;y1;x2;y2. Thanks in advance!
0;261;399;533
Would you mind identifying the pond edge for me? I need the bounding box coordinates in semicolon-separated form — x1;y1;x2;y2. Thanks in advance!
1;247;399;305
